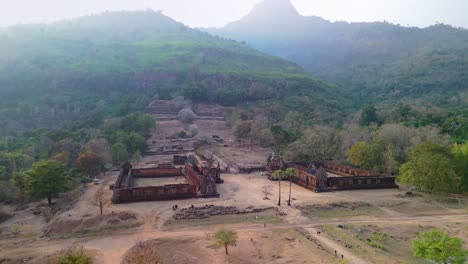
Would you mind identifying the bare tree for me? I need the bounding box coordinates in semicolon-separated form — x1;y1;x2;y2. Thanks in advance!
286;126;339;162
85;138;111;165
91;187;109;215
261;185;273;200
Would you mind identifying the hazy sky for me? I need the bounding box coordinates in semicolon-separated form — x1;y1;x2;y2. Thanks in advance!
1;0;467;29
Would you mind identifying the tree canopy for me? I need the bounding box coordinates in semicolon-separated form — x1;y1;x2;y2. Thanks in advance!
214;229;238;255
412;229;467;264
399;142;460;193
25;160;68;205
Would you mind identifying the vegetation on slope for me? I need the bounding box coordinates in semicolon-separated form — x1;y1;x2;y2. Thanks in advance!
0;10;342;203
0;10;341;136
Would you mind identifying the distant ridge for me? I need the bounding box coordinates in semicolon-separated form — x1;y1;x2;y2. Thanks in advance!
207;0;468;106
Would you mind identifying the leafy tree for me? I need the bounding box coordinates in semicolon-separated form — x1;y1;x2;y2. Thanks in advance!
397;105;412;122
111;143;129;166
11;172;29;207
234;121;252;139
26;160;67;205
400;142;460;193
452;141;468;192
120;113;156;135
284;168;296;206
126;132;147;154
76;150;102;178
368;231;388;250
270;125;292;146
412;229;467;264
272;170;287;206
214;229;238;255
347;141;375;169
136;114;156;134
360;106;379;126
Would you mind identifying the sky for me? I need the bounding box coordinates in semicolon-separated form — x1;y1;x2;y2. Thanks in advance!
0;0;467;29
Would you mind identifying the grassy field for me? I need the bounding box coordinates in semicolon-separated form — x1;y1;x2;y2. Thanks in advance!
300;202;383;219
319;223;431;264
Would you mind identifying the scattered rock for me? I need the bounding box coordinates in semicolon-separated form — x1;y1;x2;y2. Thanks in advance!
173;206;274;220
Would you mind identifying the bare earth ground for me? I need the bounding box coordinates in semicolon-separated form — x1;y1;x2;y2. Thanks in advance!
1;104;467;264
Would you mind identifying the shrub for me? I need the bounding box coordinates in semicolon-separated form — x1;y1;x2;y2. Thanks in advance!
56;244;93;264
122;241;160;264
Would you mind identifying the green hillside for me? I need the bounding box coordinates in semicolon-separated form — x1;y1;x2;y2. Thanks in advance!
0;10;341;136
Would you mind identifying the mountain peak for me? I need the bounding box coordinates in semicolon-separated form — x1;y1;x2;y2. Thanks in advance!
250;0;301;18
221;0;306;35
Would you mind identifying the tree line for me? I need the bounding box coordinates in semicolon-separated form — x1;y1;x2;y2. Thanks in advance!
229;102;468;194
0;113;155;204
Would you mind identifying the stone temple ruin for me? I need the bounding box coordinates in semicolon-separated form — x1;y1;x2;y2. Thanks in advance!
266;152;397;192
111;155;222;203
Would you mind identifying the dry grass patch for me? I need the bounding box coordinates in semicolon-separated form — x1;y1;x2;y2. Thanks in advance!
319;223;436;264
300;202;382;218
165;207;281;228
44;211;142;237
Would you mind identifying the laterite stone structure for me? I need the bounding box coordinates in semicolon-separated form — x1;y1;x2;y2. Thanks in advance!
266;152;397;192
111;157;222;203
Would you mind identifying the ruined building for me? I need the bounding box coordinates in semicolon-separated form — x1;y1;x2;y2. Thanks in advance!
266;153;397;192
111;157;222;203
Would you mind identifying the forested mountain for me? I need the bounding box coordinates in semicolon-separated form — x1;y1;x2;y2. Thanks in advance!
0;10;341;136
207;0;468;107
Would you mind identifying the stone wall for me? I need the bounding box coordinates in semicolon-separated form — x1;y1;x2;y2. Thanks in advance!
184;163;201;191
327;176;397;191
112;161;221;203
112;184;197;203
132;167;183;178
324;163;378;177
266;156;397;192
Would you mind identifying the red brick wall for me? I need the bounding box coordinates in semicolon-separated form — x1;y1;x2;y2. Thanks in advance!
324;163;378;177
112;184;197;203
184;163;201;190
284;163;396;192
132;168;183;178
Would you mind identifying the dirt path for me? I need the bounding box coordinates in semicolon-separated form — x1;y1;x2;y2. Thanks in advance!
305;227;368;264
3;211;466;263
